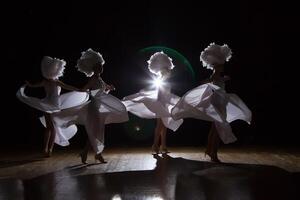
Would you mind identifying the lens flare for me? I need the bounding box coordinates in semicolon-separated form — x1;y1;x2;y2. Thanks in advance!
152;77;164;88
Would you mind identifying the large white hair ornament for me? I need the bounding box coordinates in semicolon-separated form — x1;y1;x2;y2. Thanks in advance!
147;51;174;77
76;48;105;77
200;43;232;70
41;56;66;80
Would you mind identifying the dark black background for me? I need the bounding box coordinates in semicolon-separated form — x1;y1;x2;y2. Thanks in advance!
2;1;299;150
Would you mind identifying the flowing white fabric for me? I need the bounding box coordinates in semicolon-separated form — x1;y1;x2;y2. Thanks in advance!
50;88;129;154
40;117;78;146
16;84;89;113
123;85;183;131
16;83;89;146
171;83;251;144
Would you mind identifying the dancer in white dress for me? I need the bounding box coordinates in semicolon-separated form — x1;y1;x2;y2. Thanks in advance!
16;56;89;157
53;49;129;163
123;52;183;154
171;43;252;162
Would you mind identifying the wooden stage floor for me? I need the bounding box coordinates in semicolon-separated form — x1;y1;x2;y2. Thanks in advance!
0;146;299;199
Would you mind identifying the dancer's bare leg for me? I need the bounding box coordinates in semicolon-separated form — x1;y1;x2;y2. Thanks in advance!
44;114;55;157
48;126;55;155
160;123;168;153
206;123;221;162
206;124;214;156
152;119;162;154
79;139;90;164
211;127;221;162
43;128;50;155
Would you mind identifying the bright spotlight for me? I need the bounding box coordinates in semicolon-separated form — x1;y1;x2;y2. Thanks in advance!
152;77;163;88
112;194;122;200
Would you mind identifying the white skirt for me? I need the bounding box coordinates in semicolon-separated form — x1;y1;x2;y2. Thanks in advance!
171;83;252;144
17;85;89;146
123;88;183;131
16;85;89;113
50;90;129;153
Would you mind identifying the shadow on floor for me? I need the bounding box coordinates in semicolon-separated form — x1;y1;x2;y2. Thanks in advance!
0;158;44;169
1;154;299;200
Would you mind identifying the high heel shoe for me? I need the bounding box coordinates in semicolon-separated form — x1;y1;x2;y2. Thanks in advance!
205;151;221;163
210;156;221;163
95;153;106;163
79;152;88;164
160;146;169;154
209;154;221;163
204;150;209;158
151;145;160;154
44;150;52;158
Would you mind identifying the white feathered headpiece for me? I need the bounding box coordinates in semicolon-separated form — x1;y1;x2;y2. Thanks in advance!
41;56;66;80
76;48;105;77
147;51;174;77
200;43;232;70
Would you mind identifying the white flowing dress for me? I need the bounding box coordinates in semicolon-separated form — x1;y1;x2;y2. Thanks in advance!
50;77;129;154
16;81;89;146
171;79;251;144
123;83;183;131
